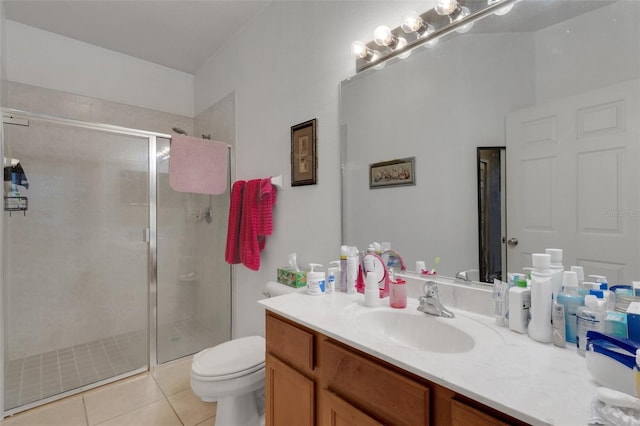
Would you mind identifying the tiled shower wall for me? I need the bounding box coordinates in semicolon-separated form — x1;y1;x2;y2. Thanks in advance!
3;81;233;361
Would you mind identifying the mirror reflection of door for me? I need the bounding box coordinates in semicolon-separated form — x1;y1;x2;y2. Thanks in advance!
478;147;506;283
506;80;639;283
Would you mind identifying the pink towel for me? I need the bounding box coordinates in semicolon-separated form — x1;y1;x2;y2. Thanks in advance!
169;134;229;194
225;180;245;265
225;177;277;270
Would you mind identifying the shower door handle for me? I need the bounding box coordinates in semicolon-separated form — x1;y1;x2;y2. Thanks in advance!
143;228;150;242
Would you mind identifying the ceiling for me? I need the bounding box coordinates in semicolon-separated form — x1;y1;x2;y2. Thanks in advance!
3;0;271;74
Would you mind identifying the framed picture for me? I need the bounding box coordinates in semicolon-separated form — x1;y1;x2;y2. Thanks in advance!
291;119;317;186
369;157;416;189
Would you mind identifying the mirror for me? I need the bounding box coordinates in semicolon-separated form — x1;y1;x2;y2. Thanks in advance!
340;0;640;284
477;147;505;283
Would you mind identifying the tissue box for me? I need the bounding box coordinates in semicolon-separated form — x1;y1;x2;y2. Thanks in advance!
277;268;307;288
627;302;640;344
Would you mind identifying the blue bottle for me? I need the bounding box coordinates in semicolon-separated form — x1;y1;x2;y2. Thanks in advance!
556;271;584;344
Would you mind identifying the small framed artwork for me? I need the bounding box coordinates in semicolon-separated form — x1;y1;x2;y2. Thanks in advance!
291;119;317;186
369;157;416;189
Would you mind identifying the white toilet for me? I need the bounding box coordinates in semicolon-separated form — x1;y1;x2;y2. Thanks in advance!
191;335;266;426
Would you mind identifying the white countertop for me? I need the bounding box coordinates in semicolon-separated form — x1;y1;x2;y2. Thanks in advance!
259;289;599;426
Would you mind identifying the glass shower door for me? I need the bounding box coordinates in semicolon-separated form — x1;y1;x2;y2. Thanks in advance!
156;137;231;364
3;119;150;411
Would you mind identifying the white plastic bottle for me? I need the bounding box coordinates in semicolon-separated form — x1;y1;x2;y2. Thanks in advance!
546;248;564;301
307;263;325;296
346;247;359;294
528;253;553;343
509;279;530;334
576;295;605;356
364;272;380;307
326;261;340;294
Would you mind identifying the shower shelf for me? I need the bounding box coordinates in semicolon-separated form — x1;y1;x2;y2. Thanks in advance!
4;196;28;216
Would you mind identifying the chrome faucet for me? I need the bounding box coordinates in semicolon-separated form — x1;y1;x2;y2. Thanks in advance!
455;269;478;283
417;281;454;318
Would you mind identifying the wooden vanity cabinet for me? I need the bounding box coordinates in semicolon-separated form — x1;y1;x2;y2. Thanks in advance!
265;311;526;426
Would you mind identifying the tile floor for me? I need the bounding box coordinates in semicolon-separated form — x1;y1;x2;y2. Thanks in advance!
0;356;217;426
5;319;216;411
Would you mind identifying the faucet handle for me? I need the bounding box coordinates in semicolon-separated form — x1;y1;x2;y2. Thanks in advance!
423;281;439;297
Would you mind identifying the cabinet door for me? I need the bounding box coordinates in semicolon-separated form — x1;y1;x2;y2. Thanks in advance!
322;389;383;426
266;353;315;426
451;399;510;426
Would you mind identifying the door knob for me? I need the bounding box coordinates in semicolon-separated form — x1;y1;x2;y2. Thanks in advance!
507;238;518;246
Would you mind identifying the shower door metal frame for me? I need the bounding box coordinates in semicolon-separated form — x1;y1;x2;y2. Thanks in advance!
0;108;170;415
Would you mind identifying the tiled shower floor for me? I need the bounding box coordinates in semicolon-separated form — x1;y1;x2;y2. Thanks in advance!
4;319;215;412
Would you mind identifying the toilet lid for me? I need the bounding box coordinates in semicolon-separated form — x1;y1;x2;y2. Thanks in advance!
192;335;265;378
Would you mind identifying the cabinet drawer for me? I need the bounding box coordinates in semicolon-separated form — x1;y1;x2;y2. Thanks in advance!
322;388;384;426
321;339;429;426
266;313;315;372
451;399;510;426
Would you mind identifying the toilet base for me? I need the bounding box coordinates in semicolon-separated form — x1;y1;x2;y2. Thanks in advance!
214;390;262;426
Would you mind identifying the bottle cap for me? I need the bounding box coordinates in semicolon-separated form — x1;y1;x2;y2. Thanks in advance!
340;245;349;258
532;253;551;269
570;266;585;282
516;279;527;288
545;248;563;265
562;271;578;288
589;289;604;299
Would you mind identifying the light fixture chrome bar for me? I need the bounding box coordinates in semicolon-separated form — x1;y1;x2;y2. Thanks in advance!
355;0;518;73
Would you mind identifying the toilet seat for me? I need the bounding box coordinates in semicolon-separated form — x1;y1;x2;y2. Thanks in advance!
191;335;265;381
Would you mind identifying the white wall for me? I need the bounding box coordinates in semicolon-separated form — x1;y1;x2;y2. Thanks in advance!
194;1;429;337
5;20;194;117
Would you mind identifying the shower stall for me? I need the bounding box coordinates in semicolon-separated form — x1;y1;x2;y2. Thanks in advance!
0;109;231;415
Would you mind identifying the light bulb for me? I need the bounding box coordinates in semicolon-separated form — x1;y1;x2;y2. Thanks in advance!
401;12;422;33
401;11;434;38
373;25;394;47
351;41;378;61
434;0;458;16
351;41;368;58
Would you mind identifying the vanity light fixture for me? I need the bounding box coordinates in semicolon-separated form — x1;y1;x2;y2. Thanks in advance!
351;0;518;73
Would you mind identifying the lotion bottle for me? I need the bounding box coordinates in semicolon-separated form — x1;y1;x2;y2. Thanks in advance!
307;264;325;296
556;271;584;344
327;261;340;294
528;253;553;343
508;279;530;334
576;295;605;356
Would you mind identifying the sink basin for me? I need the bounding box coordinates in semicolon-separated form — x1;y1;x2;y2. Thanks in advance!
354;310;475;353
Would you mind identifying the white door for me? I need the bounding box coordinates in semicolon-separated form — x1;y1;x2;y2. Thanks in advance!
506;79;640;284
